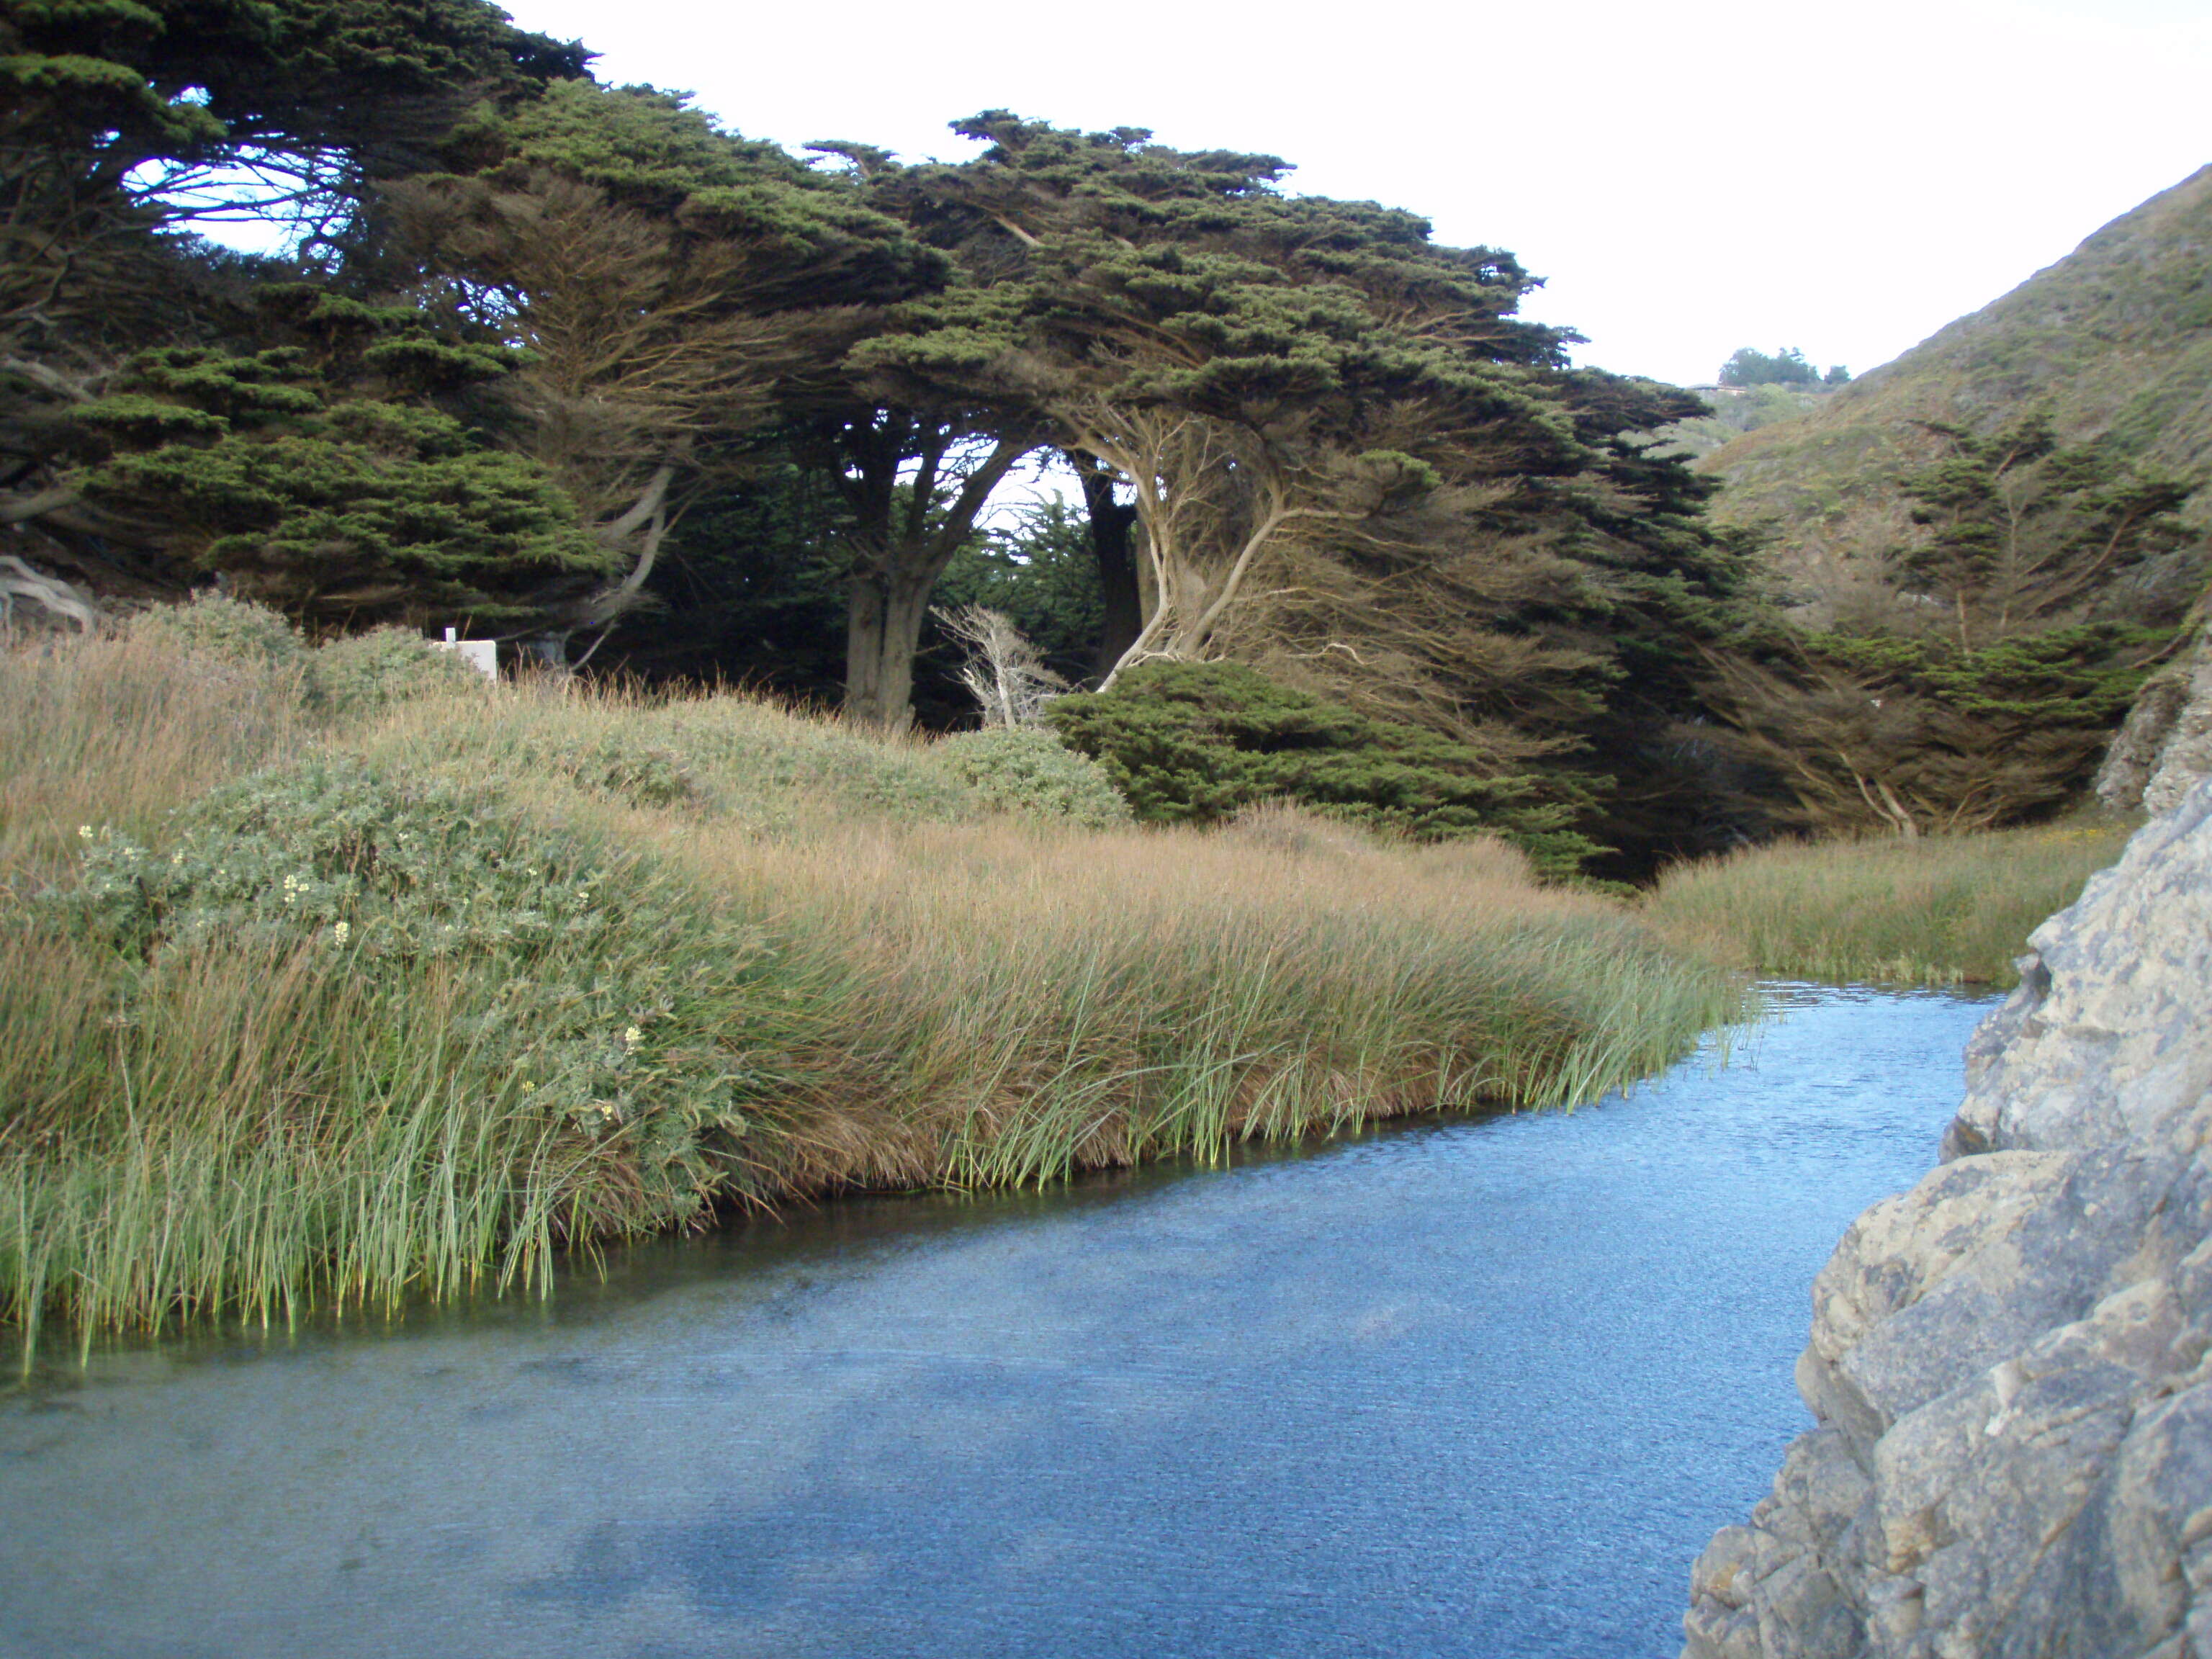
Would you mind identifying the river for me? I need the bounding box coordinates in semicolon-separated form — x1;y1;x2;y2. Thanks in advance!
0;984;1993;1659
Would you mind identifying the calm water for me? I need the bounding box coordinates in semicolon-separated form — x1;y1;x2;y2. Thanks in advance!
0;986;1992;1659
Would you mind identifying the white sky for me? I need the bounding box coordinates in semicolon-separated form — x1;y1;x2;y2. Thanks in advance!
496;0;2211;388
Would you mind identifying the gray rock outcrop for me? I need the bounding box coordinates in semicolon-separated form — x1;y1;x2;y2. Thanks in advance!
2098;619;2212;818
1683;778;2212;1659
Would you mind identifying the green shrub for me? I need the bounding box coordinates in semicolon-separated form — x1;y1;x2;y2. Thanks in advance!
43;757;767;1218
1046;660;1601;878
129;591;305;670
935;727;1131;829
57;756;606;961
309;625;481;721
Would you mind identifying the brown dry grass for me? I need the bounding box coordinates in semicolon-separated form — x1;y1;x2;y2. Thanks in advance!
0;629;309;891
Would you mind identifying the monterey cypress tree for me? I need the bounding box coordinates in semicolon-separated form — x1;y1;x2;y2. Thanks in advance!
855;114;1744;870
382;81;947;665
0;0;588;606
62;287;611;626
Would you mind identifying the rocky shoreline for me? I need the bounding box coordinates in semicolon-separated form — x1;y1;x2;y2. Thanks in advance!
1683;779;2212;1658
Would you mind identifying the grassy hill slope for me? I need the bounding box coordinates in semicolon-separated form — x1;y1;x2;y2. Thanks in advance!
1699;164;2212;625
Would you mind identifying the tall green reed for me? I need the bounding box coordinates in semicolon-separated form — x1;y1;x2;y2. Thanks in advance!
1641;820;2132;986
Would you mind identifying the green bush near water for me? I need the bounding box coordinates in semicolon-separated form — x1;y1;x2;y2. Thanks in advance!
1046;660;1604;878
14;755;776;1341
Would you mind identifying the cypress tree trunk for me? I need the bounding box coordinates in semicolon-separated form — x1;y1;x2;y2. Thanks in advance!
1076;460;1143;683
842;565;937;732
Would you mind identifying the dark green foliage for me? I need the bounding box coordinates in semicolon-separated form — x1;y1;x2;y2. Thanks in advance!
853;114;1748;873
1704;610;2177;835
0;0;585;348
1046;662;1604;878
66;293;610;624
595;460;853;697
933;497;1107;685
441;80;944;306
1719;346;1822;387
1890;415;2195;642
379;79;952;669
1826;624;2163;727
1703;405;2203;835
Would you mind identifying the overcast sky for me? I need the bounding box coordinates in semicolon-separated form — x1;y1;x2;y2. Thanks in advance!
493;0;2209;389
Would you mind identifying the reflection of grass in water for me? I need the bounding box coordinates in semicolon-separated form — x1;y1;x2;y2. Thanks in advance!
2;630;1745;1344
1640;821;2134;989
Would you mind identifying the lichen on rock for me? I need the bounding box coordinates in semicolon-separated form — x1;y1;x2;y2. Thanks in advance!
1684;777;2212;1659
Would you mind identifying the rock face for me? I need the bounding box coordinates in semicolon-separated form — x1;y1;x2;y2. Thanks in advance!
1683;779;2212;1659
2098;621;2212;819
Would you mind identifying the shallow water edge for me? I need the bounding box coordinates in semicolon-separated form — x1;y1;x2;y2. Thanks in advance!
2;985;1992;1659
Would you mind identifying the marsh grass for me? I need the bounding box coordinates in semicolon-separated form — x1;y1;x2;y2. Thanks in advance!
3;634;1745;1341
1641;821;2134;987
0;629;309;890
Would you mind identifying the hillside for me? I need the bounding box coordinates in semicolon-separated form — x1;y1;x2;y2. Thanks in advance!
1698;164;2212;626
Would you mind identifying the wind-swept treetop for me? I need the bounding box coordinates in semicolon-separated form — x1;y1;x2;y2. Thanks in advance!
853;113;1620;686
383;80;949;660
2;0;588;298
433;81;946;308
4;0;583;161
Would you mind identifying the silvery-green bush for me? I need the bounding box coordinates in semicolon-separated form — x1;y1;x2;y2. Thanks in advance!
935;727;1132;830
53;757;768;1208
130;591;306;670
310;625;480;720
58;757;606;961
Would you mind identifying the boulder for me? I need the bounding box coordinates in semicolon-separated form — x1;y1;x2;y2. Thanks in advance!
1684;779;2212;1659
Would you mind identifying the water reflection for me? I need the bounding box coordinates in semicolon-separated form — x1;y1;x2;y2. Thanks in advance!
1;986;1991;1659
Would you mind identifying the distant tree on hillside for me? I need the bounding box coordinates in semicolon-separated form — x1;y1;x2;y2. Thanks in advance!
1699;415;2200;836
1890;415;2195;648
1719;347;1821;387
1822;364;1851;387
